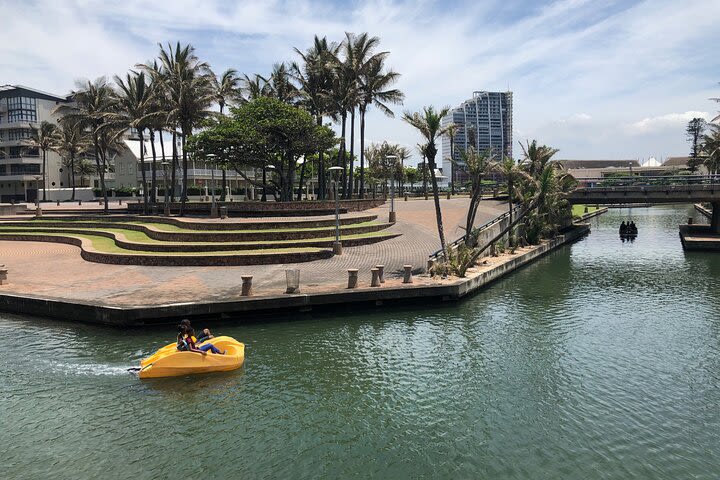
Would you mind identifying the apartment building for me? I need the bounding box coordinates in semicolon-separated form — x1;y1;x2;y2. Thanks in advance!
0;85;75;202
441;91;513;186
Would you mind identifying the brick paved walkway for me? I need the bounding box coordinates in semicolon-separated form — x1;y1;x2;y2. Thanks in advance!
0;198;505;306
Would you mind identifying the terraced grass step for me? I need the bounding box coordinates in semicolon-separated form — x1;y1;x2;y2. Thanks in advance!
0;225;401;252
30;213;378;230
0;219;393;242
0;232;333;266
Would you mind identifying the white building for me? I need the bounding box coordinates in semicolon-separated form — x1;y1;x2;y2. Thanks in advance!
0;85;73;202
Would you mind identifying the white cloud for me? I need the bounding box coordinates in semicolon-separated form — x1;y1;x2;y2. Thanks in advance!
627;111;712;134
1;0;719;162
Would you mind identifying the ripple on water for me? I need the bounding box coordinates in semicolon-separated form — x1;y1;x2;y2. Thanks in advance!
2;205;720;479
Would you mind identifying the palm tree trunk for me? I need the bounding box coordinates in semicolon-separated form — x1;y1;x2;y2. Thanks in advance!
428;152;447;258
450;138;455;195
158;129;166;201
347;108;355;198
508;177;513;247
42;149;47;202
139;129;148;214
149;130;158;204
180;132;188;216
70;153;76;201
262;166;267;202
171;131;178;201
221;167;227;201
359;108;366;199
317;115;325;200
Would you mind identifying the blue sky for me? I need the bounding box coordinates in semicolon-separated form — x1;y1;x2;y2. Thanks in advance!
2;0;719;165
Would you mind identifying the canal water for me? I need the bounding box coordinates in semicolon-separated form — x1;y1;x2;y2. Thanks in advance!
2;205;720;479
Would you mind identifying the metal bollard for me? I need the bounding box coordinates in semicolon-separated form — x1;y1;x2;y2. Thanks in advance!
389;211;396;223
375;264;385;283
370;268;381;287
0;265;7;285
403;265;413;284
347;269;359;289
78;200;82;206
241;275;253;296
119;199;123;205
220;206;228;219
404;193;408;201
56;200;60;206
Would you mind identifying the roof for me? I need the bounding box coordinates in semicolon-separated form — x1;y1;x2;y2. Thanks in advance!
0;84;70;102
554;159;641;169
662;156;690;167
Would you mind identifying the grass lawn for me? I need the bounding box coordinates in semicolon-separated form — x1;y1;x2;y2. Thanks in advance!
572;204;600;217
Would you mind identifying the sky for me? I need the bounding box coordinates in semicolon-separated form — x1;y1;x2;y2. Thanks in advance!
2;0;719;166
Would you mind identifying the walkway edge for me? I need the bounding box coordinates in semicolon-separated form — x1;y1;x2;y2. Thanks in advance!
0;224;591;326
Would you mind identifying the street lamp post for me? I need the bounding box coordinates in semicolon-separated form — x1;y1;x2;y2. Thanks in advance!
33;175;42;217
328;166;343;255
385;154;398;223
207;154;218;217
161;160;170;216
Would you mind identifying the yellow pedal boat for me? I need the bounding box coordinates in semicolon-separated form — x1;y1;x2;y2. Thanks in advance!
138;336;245;379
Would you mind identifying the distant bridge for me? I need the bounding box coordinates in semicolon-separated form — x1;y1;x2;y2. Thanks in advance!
569;175;720;232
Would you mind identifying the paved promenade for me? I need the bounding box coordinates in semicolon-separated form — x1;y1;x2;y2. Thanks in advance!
0;198;505;307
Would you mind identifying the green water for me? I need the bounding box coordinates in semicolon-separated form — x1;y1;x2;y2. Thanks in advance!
2;205;720;479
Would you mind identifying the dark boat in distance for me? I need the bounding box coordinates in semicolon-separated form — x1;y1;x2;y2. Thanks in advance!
619;221;638;239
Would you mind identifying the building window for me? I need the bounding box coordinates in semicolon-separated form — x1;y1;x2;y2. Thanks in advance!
6;96;37;123
7;129;34;141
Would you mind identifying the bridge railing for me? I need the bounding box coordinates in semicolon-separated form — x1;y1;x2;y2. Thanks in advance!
575;174;720;189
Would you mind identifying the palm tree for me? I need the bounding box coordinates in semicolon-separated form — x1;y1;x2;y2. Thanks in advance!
54;77;117;214
702;124;720;174
519;139;559;179
490;155;532;247
357;52;403;197
293;35;340;200
29;121;57;202
114;71;157;214
461;146;492;245
215;68;242;114
328;39;359;198
403;106;451;257
73;158;96;187
51;117;89;201
444;123;460;195
150;42;215;216
266;63;299;104
241;73;269;100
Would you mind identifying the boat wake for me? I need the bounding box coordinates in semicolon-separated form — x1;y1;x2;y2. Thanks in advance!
42;360;137;376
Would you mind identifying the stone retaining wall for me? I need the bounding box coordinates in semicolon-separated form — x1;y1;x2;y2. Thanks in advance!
127;199;385;215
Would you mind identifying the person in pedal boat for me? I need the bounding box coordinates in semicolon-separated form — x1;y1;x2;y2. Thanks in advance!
177;322;225;355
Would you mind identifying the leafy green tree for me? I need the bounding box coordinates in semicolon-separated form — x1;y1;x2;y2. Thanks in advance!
187;97;336;202
404;166;419;190
687;117;707;172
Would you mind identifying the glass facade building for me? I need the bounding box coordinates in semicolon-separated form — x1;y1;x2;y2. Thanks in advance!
441;91;513;185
